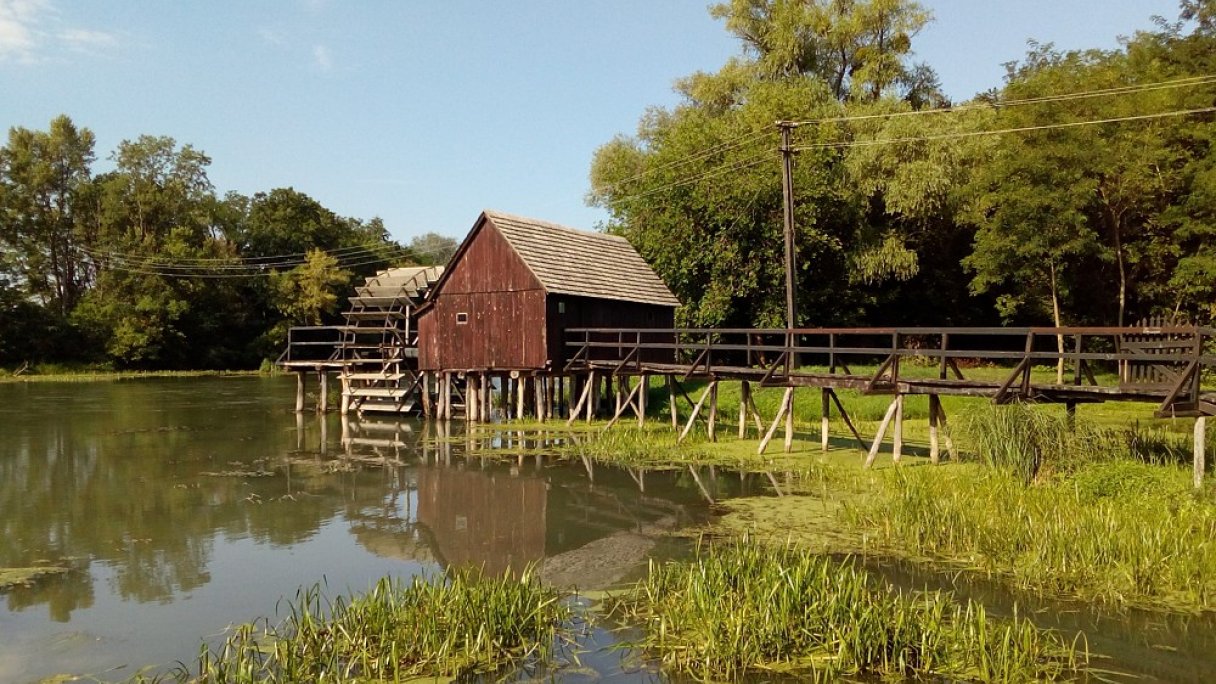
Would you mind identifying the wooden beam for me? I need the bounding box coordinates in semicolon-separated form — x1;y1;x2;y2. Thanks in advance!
928;394;940;464
784;387;795;453
706;380;719;442
667;375;678;429
587;370;597;422
758;386;793;454
678;384;713;443
892;394;903;463
604;379;644;430
739;380;750;439
820;388;830;452
1196;416;1207;491
864;396;901;468
567;374;594;427
638;373;648;427
420;372;431;418
827;389;866;452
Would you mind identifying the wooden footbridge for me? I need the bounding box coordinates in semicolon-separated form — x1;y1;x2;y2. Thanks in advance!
274;212;1213;487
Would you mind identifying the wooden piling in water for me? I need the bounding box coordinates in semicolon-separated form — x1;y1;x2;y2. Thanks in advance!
892;394;903;463
820;388;830;452
295;371;306;413
706;380;719;442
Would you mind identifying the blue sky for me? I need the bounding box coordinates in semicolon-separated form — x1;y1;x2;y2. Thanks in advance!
0;0;1184;243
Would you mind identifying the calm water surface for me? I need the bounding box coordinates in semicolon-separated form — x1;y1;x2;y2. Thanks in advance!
0;376;763;683
3;377;1216;683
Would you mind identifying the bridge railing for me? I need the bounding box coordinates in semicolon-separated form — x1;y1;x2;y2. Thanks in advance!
564;326;1216;412
275;325;346;365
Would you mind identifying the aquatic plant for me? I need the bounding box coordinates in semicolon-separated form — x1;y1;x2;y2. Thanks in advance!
606;538;1085;681
844;464;1216;611
957;402;1114;482
159;566;571;682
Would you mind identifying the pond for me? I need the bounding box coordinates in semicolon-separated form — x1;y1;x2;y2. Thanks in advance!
3;376;1216;683
0;376;763;683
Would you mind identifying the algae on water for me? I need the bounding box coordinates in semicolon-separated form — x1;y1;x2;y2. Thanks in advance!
0;566;69;589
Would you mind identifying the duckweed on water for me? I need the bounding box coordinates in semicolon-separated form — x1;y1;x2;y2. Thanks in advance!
153;566;571;683
606;538;1086;682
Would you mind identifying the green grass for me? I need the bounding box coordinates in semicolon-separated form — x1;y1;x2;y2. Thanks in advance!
150;566;571;683
841;462;1216;612
0;367;264;383
606;537;1086;681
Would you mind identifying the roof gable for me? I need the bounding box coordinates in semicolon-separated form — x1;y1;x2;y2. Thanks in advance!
483;210;680;307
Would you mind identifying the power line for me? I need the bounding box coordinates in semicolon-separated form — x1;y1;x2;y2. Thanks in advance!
791;106;1216;151
78;237;455;268
782;73;1216;128
591;129;772;196
90;249;423;279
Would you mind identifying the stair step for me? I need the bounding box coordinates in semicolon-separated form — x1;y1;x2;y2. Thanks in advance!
343;310;407;320
350;388;412;398
359;400;418;414
346;372;407;381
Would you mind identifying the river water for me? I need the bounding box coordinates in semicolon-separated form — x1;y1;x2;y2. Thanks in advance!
2;376;1215;683
0;376;770;682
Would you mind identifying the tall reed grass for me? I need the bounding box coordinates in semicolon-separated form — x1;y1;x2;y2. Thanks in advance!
958;403;1114;482
156;566;570;683
607;538;1085;681
844;465;1216;611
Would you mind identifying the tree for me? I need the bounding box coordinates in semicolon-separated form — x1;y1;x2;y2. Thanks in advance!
271;249;352;326
408;232;459;266
590;0;948;328
0;115;96;314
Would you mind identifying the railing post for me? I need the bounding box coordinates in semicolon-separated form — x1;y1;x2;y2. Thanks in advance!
1073;334;1084;386
829;333;837;374
939;333;949;380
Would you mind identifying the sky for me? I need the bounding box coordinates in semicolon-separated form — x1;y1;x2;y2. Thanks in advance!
0;0;1186;243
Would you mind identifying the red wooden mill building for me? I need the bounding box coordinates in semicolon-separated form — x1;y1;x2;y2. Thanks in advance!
416;210;680;419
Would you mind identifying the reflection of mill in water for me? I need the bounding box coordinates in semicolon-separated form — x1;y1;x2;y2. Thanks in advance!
292;416;742;584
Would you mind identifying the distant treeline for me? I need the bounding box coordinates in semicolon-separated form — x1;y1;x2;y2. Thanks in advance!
0;124;458;369
590;0;1216;331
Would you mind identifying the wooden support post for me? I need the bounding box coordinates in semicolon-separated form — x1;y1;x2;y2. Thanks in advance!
739;380;750;439
605;380;644;430
536;375;547;422
469;375;480;423
1196;416;1207;491
827;389;866;452
514;375;524;420
667;375;678;429
567;374;594;427
820;388;830;452
928;394;940;464
340;374;351;416
864;396;900;468
420;372;431;418
545;376;555;421
1066;401;1077;431
784;388;795;453
557;375;566;419
638;374;648;427
586;371;596;422
758;387;793;454
678;384;713;443
706;380;719;442
892;394;904;463
746;387;764;434
317;370;328;413
295;371;306;413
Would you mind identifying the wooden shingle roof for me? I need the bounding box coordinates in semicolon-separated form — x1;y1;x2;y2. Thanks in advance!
483;210;680;307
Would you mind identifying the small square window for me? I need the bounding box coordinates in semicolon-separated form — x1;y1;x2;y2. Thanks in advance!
557;301;566;314
456;312;469;324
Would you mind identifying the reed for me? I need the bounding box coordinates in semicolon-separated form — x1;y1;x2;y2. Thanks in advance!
844;464;1216;611
156;566;571;682
606;538;1085;681
957;402;1114;482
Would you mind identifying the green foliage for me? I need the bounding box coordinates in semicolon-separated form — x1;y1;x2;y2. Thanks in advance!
607;537;1085;681
157;567;570;682
957;402;1114;483
271;249;352;326
843;464;1216;611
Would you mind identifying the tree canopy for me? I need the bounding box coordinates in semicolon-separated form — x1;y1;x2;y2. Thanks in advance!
589;0;1216;331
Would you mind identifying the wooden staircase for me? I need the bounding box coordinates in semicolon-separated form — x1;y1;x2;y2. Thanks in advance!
338;267;442;415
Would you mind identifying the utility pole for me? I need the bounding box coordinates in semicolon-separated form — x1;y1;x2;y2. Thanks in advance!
778;121;798;329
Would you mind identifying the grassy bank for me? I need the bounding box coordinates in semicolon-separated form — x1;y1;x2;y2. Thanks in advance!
148;567;570;683
0;367;265;383
606;538;1086;681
